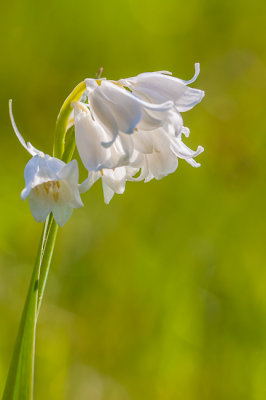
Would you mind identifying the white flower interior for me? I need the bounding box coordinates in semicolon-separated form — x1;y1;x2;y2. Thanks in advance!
31;180;71;204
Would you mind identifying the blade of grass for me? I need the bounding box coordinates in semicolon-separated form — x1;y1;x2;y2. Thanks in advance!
2;217;51;400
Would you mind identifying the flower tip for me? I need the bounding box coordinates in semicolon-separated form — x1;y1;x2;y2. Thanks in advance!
191;145;204;158
8;99;14;119
21;188;28;201
195;62;200;73
185;63;201;85
182;127;190;137
198;145;204;154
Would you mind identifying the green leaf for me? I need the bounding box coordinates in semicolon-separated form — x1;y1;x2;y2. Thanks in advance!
2;218;51;400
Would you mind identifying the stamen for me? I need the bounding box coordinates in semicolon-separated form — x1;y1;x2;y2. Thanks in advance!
53;192;59;202
43;183;49;194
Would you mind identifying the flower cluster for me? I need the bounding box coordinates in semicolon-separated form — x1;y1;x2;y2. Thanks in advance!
10;64;204;226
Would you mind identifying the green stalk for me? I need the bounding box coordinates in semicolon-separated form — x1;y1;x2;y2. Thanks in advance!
36;215;58;316
2;217;51;400
2;80;85;400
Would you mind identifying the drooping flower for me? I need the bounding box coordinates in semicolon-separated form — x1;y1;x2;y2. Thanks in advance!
129;125;204;183
81;78;173;148
118;63;204;112
79;165;139;204
21;156;83;226
73;65;204;203
9;100;83;226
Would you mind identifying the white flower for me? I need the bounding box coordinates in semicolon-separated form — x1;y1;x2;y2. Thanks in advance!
79;165;139;204
118;63;204;112
129;125;204;182
21;156;83;226
9;100;83;226
82;78;173;148
116;64;205;182
72;65;204;203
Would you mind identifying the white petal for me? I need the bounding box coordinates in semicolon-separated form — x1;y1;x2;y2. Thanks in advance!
133;86;168;105
102;181;115;204
21;155;65;200
124;72;204;112
57;159;79;183
79;172;101;194
174;87;205;112
137;108;163;131
9;100;43;157
125;166;140;178
128;157;149;182
55;179;82;208
32;156;64;187
146;150;178;181
21;156;42;200
128;149;144;167
132;130;154;154
185;158;201;168
182;63;200;85
70;187;84;208
28;190;52;222
169;137;204;160
182;127;190;138
74;102;111;171
23;155;63;197
165;110;184;137
118;132;134;159
102;168;126;193
98;81;143;134
52;204;73;227
89;94;119;147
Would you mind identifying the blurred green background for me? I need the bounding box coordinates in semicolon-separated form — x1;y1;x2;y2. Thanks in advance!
1;0;266;399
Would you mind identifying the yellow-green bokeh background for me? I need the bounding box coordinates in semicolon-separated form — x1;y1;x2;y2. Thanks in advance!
1;0;266;399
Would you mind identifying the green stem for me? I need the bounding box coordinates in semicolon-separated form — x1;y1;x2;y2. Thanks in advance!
2;217;51;400
36;215;58;316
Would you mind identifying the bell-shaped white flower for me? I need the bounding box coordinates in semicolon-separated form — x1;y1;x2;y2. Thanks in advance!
22;156;83;226
9;100;83;226
84;78;173;148
79;165;139;204
119;63;204;112
72;66;204;203
129;125;204;183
